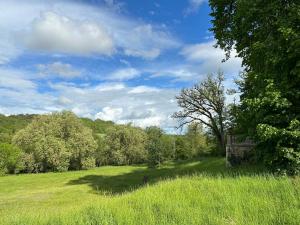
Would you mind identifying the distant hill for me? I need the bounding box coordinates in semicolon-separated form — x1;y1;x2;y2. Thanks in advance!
80;117;115;134
0;114;116;143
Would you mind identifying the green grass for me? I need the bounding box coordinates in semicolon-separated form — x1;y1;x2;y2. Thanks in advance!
0;158;299;225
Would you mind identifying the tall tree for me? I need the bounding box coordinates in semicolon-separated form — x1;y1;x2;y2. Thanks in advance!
209;0;300;174
104;125;148;165
145;126;167;167
173;72;227;155
13;111;97;172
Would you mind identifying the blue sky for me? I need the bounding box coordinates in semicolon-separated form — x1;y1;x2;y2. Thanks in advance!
0;0;242;132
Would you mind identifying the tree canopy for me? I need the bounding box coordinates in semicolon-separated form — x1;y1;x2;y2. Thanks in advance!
103;125;148;165
13;111;97;172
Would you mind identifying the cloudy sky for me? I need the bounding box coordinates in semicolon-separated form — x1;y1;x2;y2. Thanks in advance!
0;0;242;132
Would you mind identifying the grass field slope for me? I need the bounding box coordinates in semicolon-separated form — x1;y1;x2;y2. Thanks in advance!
0;158;299;225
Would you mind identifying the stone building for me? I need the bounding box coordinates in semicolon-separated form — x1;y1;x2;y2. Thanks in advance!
226;135;255;166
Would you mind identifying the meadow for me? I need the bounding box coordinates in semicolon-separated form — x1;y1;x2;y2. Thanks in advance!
0;157;299;225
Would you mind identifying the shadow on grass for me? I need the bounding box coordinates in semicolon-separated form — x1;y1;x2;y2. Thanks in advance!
67;158;266;195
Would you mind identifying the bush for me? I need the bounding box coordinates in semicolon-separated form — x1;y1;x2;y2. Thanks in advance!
257;119;300;175
21;153;40;173
0;143;24;174
81;157;96;170
104;125;148;165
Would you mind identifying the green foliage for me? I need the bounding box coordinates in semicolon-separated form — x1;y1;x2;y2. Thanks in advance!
173;124;211;160
80;118;115;134
160;135;175;160
185;123;210;156
81;157;96;170
94;135;109;166
257;119;300;175
12;111;97;172
21;153;39;173
0;114;35;143
174;136;190;160
210;0;300;174
104;124;148;165
0;143;24;174
145;127;165;167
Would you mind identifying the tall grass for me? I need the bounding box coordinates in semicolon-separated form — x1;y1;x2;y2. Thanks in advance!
0;158;299;225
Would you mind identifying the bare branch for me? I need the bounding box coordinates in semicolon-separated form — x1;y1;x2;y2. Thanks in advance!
173;71;227;154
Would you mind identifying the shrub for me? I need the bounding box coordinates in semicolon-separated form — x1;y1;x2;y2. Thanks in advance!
81;157;96;170
105;125;148;165
21;153;40;173
0;143;24;174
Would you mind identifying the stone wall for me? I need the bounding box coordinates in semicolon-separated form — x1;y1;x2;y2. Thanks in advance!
226;135;255;166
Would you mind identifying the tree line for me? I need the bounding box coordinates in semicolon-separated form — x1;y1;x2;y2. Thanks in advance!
0;111;211;174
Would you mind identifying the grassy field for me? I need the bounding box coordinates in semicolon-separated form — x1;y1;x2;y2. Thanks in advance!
0;158;299;225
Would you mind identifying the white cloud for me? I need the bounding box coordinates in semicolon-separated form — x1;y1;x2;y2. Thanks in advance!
180;41;242;77
106;68;140;81
140;41;242;84
0;40;21;65
0;66;235;132
0;0;180;62
184;0;206;15
124;48;161;60
95;106;123;121
181;41;223;61
0;0;49;64
128;86;160;94
0;69;57;115
150;66;199;81
94;83;125;91
57;96;73;105
25;12;114;56
121;116;164;128
0;1;241;133
0;68;36;90
55;82;179;129
95;106;165;128
122;24;178;59
37;61;82;79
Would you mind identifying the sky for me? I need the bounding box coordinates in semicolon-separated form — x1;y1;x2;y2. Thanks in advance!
0;0;242;133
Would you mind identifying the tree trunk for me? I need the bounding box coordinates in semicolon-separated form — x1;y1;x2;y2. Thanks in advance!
215;132;226;156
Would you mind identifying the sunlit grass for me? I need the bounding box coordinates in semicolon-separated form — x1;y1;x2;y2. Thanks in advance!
0;158;299;225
